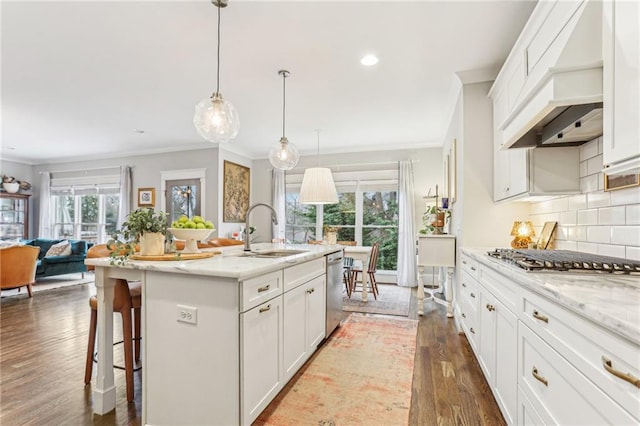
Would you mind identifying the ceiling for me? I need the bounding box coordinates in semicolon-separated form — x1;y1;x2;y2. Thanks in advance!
1;0;536;165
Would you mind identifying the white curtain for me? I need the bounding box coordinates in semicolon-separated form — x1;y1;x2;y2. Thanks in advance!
397;161;417;287
117;166;132;229
271;168;286;242
38;172;52;238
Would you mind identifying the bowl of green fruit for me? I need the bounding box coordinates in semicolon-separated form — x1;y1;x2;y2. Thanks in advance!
169;215;215;253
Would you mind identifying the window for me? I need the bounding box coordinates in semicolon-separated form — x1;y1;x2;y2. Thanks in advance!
285;193;317;243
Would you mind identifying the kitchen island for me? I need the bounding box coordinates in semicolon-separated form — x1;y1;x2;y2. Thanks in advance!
85;243;342;425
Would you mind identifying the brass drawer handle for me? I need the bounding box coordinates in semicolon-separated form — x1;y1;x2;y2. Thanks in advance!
469;327;475;334
462;282;467;288
257;284;270;293
306;288;315;294
470;292;476;298
602;356;640;388
461;312;467;319
532;310;548;323
532;367;548;386
259;304;271;313
470;266;476;271
486;304;495;312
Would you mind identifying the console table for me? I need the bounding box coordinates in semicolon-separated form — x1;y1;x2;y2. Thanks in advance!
416;234;456;317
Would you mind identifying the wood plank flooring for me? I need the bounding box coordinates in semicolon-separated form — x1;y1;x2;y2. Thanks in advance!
1;281;505;425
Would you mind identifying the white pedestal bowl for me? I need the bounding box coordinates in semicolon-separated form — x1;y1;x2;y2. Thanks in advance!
169;228;214;254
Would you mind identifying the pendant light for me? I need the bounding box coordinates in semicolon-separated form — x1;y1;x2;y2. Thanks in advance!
269;70;299;170
299;130;338;204
193;0;240;143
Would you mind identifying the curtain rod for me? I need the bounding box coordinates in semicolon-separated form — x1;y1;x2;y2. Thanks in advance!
40;165;131;174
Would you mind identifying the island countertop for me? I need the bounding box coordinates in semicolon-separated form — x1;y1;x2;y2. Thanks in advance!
85;242;343;281
462;248;640;345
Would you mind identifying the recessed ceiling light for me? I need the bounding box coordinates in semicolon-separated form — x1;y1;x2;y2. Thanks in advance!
360;54;379;66
133;129;145;134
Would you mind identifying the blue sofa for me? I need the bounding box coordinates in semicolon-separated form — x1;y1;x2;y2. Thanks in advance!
22;238;93;279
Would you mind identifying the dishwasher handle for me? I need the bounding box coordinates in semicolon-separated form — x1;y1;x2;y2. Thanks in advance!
326;252;344;265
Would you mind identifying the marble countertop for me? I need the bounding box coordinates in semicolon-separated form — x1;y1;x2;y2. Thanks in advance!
462;248;640;345
85;243;343;281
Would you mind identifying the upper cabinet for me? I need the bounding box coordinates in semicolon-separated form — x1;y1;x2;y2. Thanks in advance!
602;0;640;175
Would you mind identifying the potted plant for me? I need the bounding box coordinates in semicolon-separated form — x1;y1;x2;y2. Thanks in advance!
107;208;169;264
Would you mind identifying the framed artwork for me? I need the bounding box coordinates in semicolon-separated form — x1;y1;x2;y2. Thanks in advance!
604;173;639;192
223;161;250;223
137;187;155;207
536;221;557;250
443;154;450;201
450;138;457;203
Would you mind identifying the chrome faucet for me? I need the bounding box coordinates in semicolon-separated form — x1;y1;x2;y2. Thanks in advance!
244;203;279;251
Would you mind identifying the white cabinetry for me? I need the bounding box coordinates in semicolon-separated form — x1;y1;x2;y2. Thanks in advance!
603;0;640;174
283;274;326;381
241;296;284;425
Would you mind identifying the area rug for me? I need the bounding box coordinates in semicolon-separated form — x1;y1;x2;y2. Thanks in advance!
1;273;94;298
254;313;418;425
342;283;412;317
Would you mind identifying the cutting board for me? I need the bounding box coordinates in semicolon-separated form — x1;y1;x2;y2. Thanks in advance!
130;251;220;261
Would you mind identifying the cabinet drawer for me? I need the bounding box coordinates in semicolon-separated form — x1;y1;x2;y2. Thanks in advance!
240;270;283;312
520;288;640;420
519;323;636;425
478;264;517;312
283;257;325;292
460;254;479;280
458;296;479;351
460;270;479;311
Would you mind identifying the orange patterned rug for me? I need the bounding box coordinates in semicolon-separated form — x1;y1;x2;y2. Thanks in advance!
254;313;418;425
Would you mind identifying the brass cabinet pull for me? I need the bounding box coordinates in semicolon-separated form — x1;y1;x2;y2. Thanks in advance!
602;356;640;388
462;282;467;288
257;284;270;293
532;367;548;386
462;260;467;265
486;304;495;312
306;288;315;294
461;312;467;319
532;310;549;323
469;327;475;334
470;266;476;271
259;304;271;313
470;292;476;298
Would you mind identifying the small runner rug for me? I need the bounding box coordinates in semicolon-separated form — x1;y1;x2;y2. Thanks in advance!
254;313;418;426
1;273;94;298
342;283;412;317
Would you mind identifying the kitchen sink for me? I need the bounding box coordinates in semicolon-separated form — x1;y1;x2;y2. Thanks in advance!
237;249;309;258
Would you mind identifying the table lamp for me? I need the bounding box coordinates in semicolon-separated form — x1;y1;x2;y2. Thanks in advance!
510;221;535;249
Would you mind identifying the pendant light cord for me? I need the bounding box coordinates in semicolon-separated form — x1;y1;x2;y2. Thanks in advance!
282;73;286;139
216;3;221;95
316;129;321;166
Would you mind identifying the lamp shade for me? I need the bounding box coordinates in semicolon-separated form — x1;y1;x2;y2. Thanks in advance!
299;167;338;204
194;93;240;143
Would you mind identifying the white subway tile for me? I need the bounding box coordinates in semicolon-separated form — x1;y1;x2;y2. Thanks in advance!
556;225;569;240
611;226;640;246
627;205;640;225
586;155;603;176
534;199;554;214
575;226;587;241
560;211;577;225
581;175;599;193
568;194;587;211
597;244;626;258
587;226;611;243
598;206;626;225
598;173;605;191
577;242;598;254
597;137;603;154
610;186;640;206
579;139;599;161
587;192;610;208
538;213;560;224
551;197;569;213
626;246;640;261
556;240;577;251
577;209;598;225
579;161;588;178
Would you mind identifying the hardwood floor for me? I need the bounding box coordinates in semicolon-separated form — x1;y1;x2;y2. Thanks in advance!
0;282;504;425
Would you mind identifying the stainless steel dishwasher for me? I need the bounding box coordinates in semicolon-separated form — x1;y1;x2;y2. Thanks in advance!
325;251;343;337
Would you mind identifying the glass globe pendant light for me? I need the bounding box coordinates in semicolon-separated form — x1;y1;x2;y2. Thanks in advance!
194;0;239;143
269;70;300;170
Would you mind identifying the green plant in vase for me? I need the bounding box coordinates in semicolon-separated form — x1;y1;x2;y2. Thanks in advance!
107;208;169;265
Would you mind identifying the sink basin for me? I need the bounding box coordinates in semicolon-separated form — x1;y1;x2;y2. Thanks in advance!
238;249;308;258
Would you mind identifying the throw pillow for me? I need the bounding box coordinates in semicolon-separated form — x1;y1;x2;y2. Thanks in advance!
45;240;72;257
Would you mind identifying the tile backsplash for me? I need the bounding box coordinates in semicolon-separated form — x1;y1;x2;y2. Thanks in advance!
529;137;640;261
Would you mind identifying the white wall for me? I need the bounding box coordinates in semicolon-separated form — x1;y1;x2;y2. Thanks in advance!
529;137;640;260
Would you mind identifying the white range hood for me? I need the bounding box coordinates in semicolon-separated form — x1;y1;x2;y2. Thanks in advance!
500;0;603;150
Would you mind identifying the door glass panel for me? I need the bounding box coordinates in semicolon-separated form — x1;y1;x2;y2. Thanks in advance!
166;179;201;222
286;192;316;243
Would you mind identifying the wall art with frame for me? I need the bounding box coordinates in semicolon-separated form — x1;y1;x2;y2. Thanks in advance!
137;187;155;207
223;161;250;223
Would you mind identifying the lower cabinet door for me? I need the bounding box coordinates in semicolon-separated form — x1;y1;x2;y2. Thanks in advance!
283;283;308;381
240;296;284;426
305;275;326;351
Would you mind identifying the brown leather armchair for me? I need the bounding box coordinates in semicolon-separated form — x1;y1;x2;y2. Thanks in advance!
1;245;41;297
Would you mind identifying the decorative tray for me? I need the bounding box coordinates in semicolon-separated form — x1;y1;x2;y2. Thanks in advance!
130;251;220;261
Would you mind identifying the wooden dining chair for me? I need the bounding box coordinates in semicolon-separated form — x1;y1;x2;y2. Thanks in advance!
343;256;355;297
349;242;380;299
